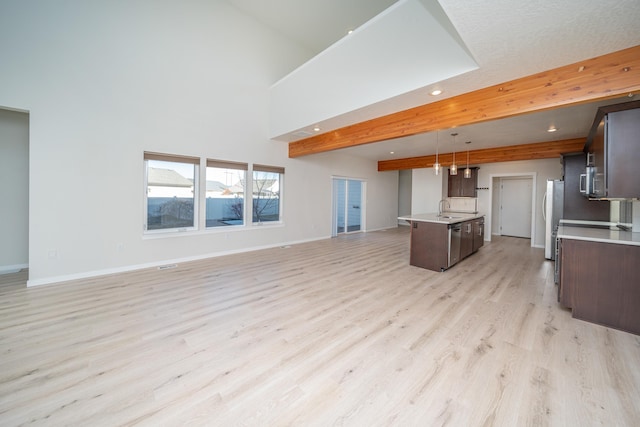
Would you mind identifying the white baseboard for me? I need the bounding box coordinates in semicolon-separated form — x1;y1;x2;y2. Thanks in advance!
26;235;332;287
366;225;402;232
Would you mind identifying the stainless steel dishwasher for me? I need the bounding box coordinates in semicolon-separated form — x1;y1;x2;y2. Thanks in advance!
448;223;462;268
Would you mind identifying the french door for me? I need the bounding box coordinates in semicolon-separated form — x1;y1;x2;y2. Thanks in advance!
332;178;364;236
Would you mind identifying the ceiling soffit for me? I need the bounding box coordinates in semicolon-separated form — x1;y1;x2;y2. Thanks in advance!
269;0;478;140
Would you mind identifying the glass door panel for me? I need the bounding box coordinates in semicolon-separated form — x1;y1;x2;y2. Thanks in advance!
332;178;363;236
346;180;361;232
335;178;346;234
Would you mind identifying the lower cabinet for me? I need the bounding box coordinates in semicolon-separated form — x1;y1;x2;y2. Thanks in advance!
472;218;484;252
461;217;485;259
409;217;485;272
460;220;473;259
559;238;640;335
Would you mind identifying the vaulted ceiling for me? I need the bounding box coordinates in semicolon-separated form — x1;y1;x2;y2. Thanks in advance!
225;0;640;166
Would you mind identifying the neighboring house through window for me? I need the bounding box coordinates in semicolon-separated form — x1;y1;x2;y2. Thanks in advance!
143;153;284;232
144;152;199;232
205;160;248;227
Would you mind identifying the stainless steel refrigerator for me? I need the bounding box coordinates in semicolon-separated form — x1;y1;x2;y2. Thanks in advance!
543;180;564;260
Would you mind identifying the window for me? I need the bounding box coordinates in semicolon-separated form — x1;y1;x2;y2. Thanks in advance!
144;152;199;232
205;160;248;227
252;164;284;223
143;154;284;233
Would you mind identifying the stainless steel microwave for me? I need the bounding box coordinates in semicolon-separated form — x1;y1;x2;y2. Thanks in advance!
579;165;595;197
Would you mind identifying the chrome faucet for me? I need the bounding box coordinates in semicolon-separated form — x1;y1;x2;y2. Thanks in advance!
438;198;450;216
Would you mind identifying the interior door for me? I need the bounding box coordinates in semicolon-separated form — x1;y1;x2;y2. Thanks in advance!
499;177;532;238
332;178;363;236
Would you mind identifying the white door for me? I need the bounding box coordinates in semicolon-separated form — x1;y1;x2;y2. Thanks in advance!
500;178;532;238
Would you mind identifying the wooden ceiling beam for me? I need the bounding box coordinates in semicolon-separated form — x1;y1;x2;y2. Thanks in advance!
289;45;640;158
377;138;585;171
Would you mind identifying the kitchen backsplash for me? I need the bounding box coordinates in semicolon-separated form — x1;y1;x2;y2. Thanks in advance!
446;197;478;213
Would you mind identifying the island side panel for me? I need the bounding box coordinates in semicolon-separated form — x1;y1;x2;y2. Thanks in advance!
409;221;449;272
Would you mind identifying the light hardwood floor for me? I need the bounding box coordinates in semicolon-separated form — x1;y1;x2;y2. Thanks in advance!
1;227;639;426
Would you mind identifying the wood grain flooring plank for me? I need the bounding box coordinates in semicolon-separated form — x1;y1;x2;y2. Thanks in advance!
0;229;639;426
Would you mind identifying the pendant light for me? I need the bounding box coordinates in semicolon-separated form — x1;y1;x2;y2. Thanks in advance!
433;132;441;175
464;141;472;179
450;133;458;175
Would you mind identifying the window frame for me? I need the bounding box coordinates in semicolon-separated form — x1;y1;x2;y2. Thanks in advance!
251;164;284;225
142;153;286;236
204;159;249;229
143;152;200;234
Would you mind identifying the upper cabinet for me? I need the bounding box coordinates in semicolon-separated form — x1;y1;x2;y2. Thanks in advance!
448;167;478;197
584;100;640;199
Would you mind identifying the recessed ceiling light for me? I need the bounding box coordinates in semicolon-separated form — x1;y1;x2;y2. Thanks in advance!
390;151;395;154
430;89;442;96
313;126;320;132
547;126;557;132
347;29;354;35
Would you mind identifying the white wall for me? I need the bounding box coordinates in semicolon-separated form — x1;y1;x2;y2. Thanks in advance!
491;176;501;236
411;168;444;214
0;109;29;272
408;158;562;247
0;1;399;285
398;169;412;224
477;158;562;248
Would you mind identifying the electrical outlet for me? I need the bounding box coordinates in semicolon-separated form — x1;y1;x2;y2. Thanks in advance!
116;243;124;252
48;249;58;259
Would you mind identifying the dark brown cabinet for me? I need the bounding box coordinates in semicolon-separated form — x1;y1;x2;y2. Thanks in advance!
584;101;640;199
408;217;485;272
409;221;448;272
559;238;640;335
605;108;640;198
460;220;473;259
448;167;478;197
557;239;571;308
472;218;484;252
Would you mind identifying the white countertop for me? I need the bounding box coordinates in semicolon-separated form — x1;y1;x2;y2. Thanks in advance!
398;212;484;225
557;225;640;246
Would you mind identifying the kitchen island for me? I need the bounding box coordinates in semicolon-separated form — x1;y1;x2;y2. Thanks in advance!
398;213;485;272
557;224;640;335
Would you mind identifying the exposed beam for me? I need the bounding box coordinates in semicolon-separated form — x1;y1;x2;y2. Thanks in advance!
377;138;585;171
289;45;640;158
